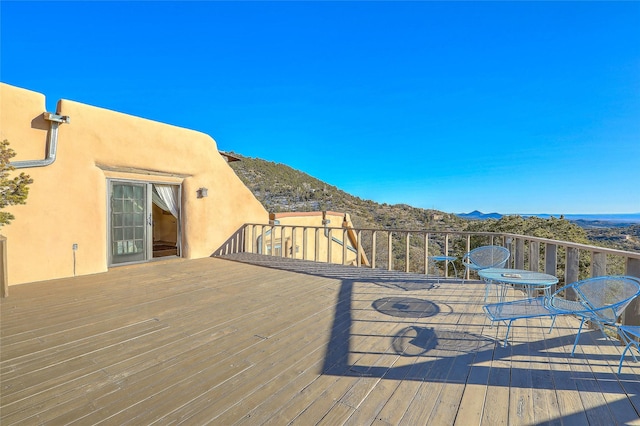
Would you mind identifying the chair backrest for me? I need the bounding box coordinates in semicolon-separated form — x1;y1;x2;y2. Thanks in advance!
548;276;640;323
463;245;510;269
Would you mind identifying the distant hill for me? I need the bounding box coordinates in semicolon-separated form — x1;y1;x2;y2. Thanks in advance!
457;211;640;228
530;213;640;225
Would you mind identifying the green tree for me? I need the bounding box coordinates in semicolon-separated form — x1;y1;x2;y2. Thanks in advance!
0;140;33;226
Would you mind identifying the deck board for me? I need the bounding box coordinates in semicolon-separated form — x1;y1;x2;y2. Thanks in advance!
2;254;639;425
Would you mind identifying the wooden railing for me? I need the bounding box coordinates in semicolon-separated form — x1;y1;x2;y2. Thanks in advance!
216;223;640;324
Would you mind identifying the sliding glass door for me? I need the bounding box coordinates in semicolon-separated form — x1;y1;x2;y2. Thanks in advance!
108;180;182;266
109;181;150;265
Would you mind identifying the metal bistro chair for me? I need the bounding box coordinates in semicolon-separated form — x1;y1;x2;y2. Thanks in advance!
484;276;640;357
461;245;510;286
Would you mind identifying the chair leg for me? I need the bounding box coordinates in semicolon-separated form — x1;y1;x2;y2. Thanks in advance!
502;320;514;347
570;317;586;357
631;346;639;363
618;342;638;374
617;327;639;370
619;328;639;363
548;315;557;333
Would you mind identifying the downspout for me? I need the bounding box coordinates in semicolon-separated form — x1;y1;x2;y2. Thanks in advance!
11;112;70;169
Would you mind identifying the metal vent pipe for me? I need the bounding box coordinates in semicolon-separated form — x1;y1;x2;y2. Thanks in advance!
11;112;70;169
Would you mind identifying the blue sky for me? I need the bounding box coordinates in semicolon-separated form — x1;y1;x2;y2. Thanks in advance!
2;1;639;215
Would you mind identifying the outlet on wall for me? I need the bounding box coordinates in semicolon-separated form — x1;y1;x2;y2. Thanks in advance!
72;243;78;251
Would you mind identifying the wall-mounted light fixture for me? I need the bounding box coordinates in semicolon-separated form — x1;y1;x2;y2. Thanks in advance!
197;187;208;198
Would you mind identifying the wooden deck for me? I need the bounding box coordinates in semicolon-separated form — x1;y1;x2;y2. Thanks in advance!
1;254;639;425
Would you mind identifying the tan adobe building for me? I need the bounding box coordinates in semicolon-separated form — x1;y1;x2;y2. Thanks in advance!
1;83;362;291
1;83;269;286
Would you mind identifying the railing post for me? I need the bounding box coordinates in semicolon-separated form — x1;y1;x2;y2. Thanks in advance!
444;234;450;278
251;225;257;253
424;233;429;275
291;227;297;258
264;226;276;256
626;257;640;278
405;232;410;273
281;226;287;258
624;258;640;326
343;229;348;265
592;252;606;277
565;247;580;299
356;230;362;268
284;237;291;258
529;241;540;272
327;228;332;264
545;243;557;278
444;233;449;256
315;228;320;262
465;235;471;280
388;231;393;271
625;258;640;278
372;231;377;269
302;227;308;260
270;226;275;256
515;238;525;270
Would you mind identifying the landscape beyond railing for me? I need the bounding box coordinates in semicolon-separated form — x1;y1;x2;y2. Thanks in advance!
215;223;640;325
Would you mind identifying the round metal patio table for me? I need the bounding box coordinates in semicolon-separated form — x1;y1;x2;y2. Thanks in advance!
429;256;458;282
478;268;558;302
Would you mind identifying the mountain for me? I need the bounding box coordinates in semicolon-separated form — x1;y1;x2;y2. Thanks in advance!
457;210;502;220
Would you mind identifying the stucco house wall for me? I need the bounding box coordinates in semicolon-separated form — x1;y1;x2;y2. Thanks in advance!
0;83;268;285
